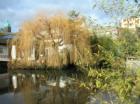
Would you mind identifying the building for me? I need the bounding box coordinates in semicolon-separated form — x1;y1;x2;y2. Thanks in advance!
0;32;15;61
0;22;15;87
0;32;16;62
120;17;140;29
0;21;17;74
0;21;16;62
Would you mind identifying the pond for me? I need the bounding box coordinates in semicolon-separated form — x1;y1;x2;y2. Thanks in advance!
0;69;139;104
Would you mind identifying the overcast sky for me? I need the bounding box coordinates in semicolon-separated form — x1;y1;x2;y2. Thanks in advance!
0;0;109;32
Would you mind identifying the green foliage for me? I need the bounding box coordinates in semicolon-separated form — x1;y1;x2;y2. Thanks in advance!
85;28;140;103
80;67;136;103
132;69;140;100
68;10;80;20
90;35;124;69
119;29;139;57
92;0;138;25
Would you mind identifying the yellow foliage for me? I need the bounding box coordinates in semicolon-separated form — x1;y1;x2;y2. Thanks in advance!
12;13;92;68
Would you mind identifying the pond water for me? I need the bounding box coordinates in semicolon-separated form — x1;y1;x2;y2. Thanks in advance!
10;72;91;104
0;91;24;104
0;70;136;104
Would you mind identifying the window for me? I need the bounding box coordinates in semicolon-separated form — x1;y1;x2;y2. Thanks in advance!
0;48;3;54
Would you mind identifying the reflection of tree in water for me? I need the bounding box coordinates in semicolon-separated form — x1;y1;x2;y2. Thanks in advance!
20;76;89;104
13;72;129;104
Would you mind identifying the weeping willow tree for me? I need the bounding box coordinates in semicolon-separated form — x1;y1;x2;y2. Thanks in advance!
11;13;92;69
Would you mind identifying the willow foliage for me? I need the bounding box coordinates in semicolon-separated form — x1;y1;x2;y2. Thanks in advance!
11;13;92;68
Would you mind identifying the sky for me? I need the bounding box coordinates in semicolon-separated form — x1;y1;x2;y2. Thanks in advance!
0;0;110;32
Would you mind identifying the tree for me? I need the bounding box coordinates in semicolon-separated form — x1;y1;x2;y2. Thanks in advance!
12;13;92;68
68;10;80;20
90;35;123;69
92;0;138;25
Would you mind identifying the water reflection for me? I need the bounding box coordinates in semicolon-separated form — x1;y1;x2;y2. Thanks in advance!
0;71;124;104
0;88;24;104
16;74;89;104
